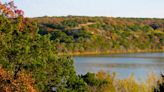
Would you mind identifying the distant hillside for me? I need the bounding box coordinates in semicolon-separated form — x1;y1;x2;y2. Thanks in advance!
31;16;164;55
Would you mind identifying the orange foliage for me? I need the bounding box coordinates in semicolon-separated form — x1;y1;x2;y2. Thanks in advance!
47;27;54;32
0;66;37;92
0;4;15;17
0;1;24;18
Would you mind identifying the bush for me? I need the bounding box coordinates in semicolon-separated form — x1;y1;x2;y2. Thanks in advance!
0;66;37;92
154;74;164;92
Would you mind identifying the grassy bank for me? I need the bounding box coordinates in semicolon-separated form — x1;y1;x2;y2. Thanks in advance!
77;71;162;92
58;49;164;56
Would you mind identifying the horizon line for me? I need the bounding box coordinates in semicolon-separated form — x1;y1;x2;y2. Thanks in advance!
27;15;164;19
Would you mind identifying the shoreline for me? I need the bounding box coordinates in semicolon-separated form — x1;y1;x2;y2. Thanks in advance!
58;49;164;56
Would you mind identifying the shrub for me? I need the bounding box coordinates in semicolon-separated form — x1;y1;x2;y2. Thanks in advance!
0;66;37;92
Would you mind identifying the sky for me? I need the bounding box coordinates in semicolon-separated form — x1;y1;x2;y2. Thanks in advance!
11;0;164;18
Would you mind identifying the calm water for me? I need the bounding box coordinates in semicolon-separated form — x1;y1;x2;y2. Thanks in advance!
74;52;164;81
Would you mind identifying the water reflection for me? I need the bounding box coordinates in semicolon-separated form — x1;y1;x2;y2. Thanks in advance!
74;53;164;80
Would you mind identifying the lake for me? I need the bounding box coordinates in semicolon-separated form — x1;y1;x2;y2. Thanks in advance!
74;52;164;81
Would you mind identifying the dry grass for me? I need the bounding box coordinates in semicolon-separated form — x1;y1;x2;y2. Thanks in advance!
90;71;160;92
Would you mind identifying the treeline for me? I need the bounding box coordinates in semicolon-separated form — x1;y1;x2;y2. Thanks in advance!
31;16;164;55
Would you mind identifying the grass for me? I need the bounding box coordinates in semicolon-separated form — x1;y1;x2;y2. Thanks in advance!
87;71;162;92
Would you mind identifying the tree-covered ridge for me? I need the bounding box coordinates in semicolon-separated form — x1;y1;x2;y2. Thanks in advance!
32;16;164;55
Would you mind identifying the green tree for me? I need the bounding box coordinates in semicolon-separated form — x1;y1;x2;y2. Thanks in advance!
0;15;87;91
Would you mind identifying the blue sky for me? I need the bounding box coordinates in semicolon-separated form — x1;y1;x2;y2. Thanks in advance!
12;0;164;18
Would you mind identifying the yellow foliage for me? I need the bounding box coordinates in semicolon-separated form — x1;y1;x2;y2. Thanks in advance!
92;71;159;92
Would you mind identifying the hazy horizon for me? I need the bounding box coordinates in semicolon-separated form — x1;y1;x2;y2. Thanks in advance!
14;0;164;18
28;15;164;19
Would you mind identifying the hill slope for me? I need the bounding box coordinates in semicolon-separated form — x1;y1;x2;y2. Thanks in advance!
31;16;164;55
